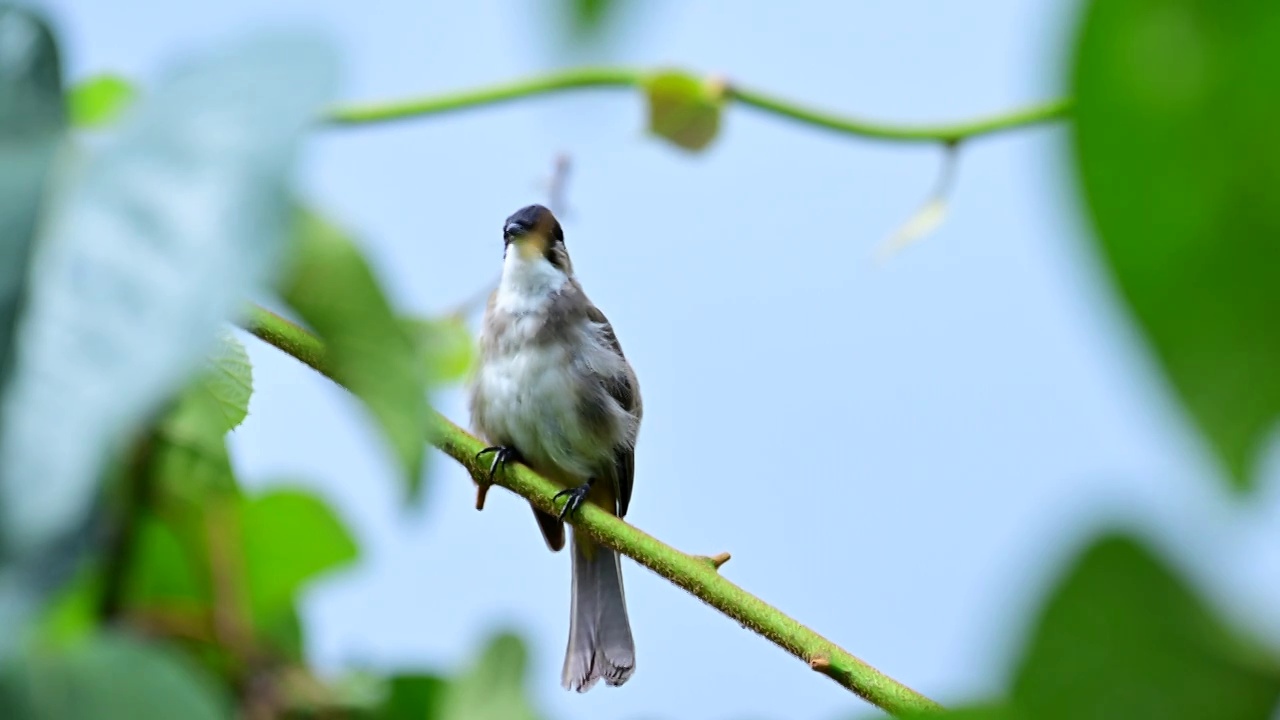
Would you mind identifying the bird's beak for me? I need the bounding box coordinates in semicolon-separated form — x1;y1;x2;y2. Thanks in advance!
506;227;549;260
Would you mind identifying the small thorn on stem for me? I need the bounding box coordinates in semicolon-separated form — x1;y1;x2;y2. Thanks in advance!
696;551;732;571
475;482;491;511
809;654;832;672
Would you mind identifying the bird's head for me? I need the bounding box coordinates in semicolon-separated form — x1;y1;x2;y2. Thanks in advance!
503;204;571;273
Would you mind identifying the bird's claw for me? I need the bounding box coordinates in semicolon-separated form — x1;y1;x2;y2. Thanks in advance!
475;446;520;484
553;482;592;521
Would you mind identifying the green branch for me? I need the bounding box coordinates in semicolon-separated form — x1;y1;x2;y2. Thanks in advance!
326;68;640;126
324;66;1069;144
239;305;942;717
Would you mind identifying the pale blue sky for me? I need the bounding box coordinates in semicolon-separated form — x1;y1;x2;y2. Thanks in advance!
45;2;1280;719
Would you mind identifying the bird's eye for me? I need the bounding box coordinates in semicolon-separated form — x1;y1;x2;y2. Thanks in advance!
503;221;529;242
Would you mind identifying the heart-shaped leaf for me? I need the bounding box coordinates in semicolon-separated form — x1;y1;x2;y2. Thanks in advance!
0;27;336;658
1071;0;1280;491
405;315;476;385
0;3;64;401
0;3;67;661
1;632;229;720
281;211;430;500
437;631;542;720
0;29;337;566
1011;532;1280;720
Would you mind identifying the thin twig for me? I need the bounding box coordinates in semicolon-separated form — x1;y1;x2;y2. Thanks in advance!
204;498;254;657
239;306;943;717
544;152;572;217
447;153;576;327
325;66;1070;144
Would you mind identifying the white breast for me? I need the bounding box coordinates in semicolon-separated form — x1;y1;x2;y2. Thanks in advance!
472;250;614;479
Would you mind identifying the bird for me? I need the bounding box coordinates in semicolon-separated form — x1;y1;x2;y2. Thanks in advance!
467;203;642;692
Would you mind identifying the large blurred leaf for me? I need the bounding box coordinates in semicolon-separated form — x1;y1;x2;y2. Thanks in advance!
437;631;541;720
643;70;724;152
1071;0;1280;491
0;31;338;584
120;487;354;661
0;2;66;660
0;5;64;387
1;632;228;720
67;74;136;128
1011;532;1280;720
281;211;429;499
404;315;476;385
240;488;357;628
121;512;208;610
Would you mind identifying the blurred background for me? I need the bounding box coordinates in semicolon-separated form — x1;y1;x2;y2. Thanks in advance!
36;1;1280;718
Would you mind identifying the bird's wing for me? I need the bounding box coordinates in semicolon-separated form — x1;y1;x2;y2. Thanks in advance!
586;303;641;518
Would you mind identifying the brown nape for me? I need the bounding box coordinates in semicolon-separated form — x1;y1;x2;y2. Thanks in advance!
527;204;563;244
545;241;572;272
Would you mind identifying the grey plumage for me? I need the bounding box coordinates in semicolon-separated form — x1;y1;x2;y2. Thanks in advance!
468;204;641;692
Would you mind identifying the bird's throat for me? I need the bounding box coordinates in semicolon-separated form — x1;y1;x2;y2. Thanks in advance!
497;246;568;313
514;235;548;261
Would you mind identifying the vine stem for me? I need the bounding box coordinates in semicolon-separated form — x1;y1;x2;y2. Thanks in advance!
239;305;944;717
325;66;1069;144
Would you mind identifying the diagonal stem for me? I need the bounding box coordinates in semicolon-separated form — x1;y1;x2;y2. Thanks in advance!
238;305;944;717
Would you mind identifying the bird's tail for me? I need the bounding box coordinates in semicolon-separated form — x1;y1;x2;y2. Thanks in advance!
561;530;635;692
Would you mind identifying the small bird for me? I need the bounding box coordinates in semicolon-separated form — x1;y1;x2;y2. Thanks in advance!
468;204;641;692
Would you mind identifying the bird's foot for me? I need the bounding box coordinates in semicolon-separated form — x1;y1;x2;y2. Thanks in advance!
553;481;594;521
475;445;521;484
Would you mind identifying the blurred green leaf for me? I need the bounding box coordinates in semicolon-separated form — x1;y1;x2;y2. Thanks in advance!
241;488;357;632
122;512;208;610
147;335;250;507
118;489;351;663
258;603;306;661
36;568;101;648
67;74;136;128
186;331;252;436
0;3;66;661
150;426;239;504
405;315;476;385
376;674;449;720
1011;532;1280;720
564;0;618;40
0;4;64;388
2;632;228;719
1071;0;1280;491
438;631;541;720
0;28;339;642
315;670;388;714
643;70;724;152
282;211;430;500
